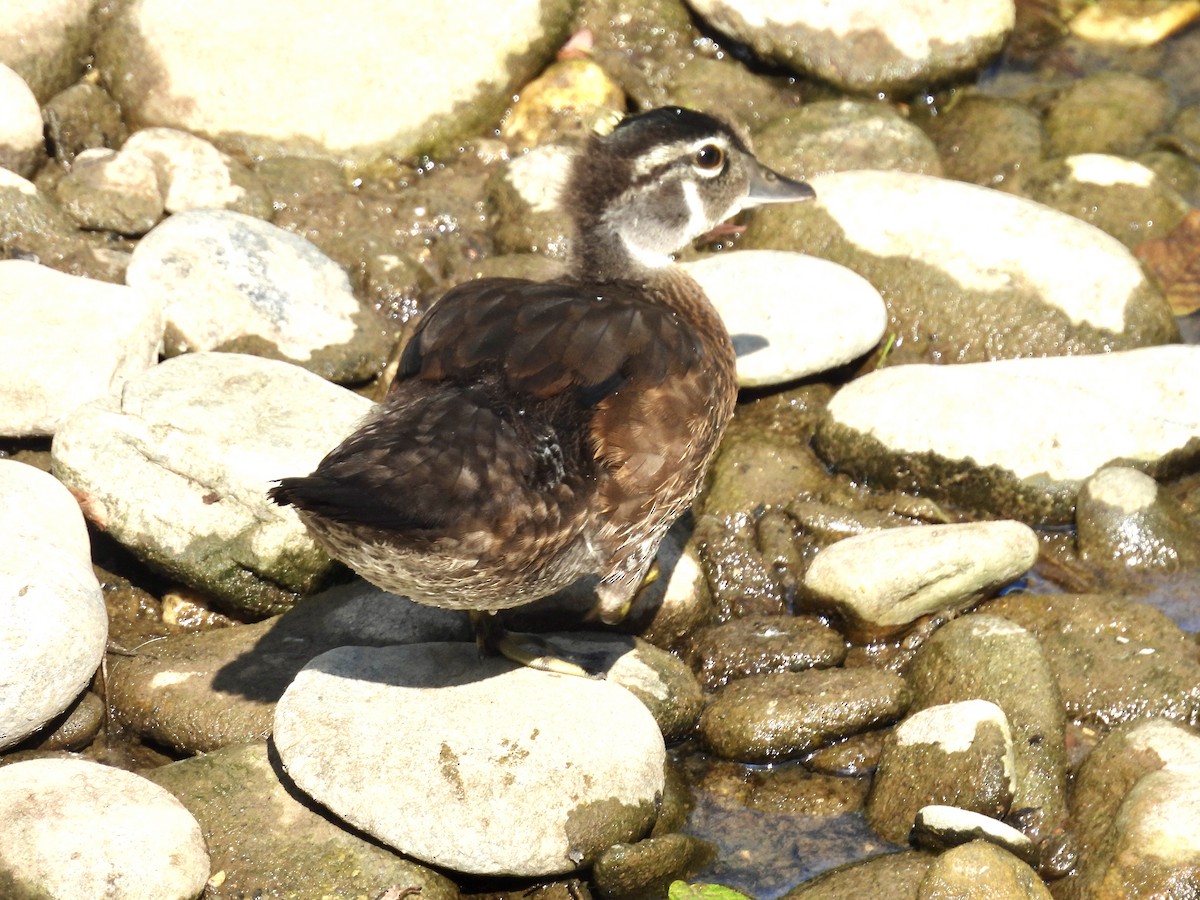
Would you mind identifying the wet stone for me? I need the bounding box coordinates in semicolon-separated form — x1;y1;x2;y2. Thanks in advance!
981;592;1200;732
780;850;933;899
273;642;666;877
699;667;911;763
127;208;389;383
754;100;943;179
106;580;468;754
911;806;1038;866
687;0;1014;95
921;94;1043;187
590;833;715;899
804;728;887;777
1010;153;1191;248
866;700;1015;845
803;521;1039;641
744;170;1178;367
907;614;1068;841
815;346;1200;525
51;352;374;617
41;82;128;165
683;615;847;691
55;147;165;235
0;169;96;274
699;759;871;818
0;757;209;899
147;741;461;900
1076;467;1200;574
0;0;95;102
488;142;575;258
1063;718;1200;899
917;839;1052;899
1044;71;1174;158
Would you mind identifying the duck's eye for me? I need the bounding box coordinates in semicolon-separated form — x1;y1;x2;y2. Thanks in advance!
693;143;725;173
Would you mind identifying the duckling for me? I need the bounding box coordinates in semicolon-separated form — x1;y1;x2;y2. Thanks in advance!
269;106;814;658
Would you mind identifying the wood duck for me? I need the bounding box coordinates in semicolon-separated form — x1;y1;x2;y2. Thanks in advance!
270;106;814;653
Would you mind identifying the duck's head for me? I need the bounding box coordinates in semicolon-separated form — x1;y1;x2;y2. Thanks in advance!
564;106;815;278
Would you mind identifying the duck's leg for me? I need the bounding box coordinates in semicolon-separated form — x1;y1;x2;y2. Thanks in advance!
468;611;594;678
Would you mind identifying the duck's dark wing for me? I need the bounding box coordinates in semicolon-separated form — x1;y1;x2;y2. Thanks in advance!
271;276;716;552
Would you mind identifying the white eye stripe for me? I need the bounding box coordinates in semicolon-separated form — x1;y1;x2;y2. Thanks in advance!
628;136;734;178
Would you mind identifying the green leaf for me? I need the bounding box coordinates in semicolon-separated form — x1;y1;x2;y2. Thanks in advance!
667;880;755;900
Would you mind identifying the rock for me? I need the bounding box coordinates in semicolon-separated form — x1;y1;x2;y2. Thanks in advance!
911;806;1038;865
533;633;704;742
55;147;165;235
1062;718;1200;899
698;667;911;763
147;742;461;899
916;839;1051;899
274;643;666;876
42;82;128;166
921;94;1043;187
0;0;95;102
981;593;1200;731
0;260;162;437
780;850;933;899
754;100;943;179
591;833;715;899
0;460;107;751
743;170;1179;366
686;0;1014;95
0;757;209;899
96;0;574;164
488;142;576;258
0;168;92;267
22;691;105;753
0;64;44;177
804;522;1038;640
664;55;801;133
683;615;847;690
51;352;374;616
907;615;1067;841
1068;0;1200;45
106;581;468;754
815;346;1200;524
697;756;870;817
1044;71;1174;158
127;209;388;383
500;58;625;150
682;251;888;387
866;700;1015;844
1009;154;1191;248
1076;467;1200;573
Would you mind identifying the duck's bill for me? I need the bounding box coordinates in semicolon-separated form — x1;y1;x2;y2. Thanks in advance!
745;163;816;206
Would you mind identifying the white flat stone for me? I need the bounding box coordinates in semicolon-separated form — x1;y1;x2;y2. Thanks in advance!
826;345;1198;482
0;758;209;898
0;461;106;750
0;260;163;437
684;250;886;386
0;63;44;176
123;127;252;213
50;352;373;614
274;643;666;876
688;0;1014;93
96;0;573;162
804;521;1039;632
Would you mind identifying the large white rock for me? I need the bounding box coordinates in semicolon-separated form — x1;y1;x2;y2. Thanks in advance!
0;758;210;899
0;63;44;176
817;345;1200;523
683;250;886;386
0;260;163;437
50;352;373;615
96;0;574;162
0;461;106;750
0;0;95;101
274;643;667;876
804;521;1039;637
688;0;1014;94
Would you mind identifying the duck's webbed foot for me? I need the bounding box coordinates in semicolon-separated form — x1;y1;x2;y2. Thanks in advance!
468;611;595;678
